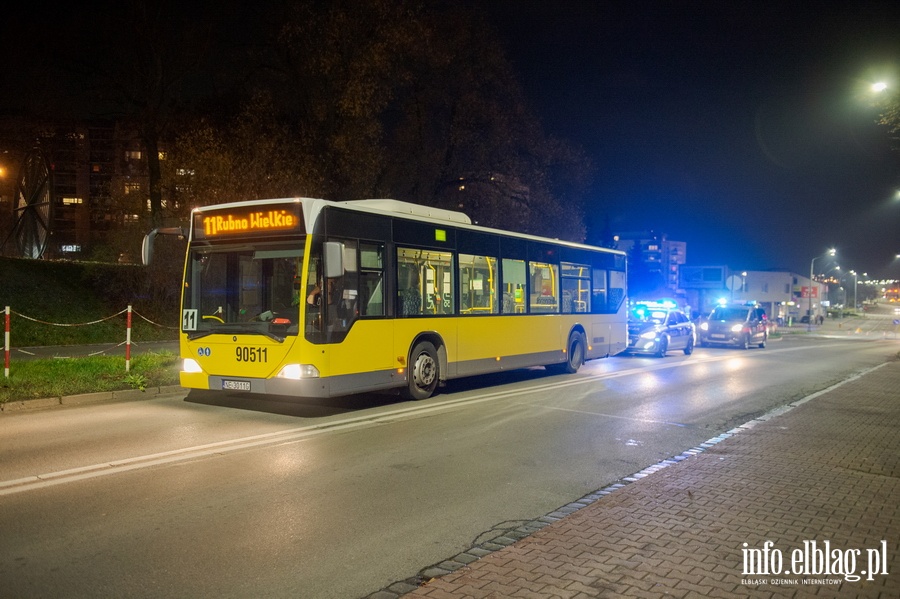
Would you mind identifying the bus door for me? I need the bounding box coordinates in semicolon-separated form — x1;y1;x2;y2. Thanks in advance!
306;239;394;392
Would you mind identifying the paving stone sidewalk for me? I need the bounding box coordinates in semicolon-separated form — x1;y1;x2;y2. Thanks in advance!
398;360;900;598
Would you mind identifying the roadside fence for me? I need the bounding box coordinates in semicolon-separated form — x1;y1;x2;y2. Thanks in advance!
3;305;177;378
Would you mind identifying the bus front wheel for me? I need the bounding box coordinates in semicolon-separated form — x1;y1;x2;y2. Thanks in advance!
404;341;439;400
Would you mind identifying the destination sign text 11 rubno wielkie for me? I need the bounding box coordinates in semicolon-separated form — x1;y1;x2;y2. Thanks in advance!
194;204;304;239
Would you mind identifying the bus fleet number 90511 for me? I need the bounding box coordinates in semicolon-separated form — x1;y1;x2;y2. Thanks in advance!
236;347;268;363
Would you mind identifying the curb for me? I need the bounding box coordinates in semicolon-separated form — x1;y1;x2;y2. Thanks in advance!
0;385;184;413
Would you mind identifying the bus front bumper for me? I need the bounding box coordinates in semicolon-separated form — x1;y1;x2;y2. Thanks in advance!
180;369;402;399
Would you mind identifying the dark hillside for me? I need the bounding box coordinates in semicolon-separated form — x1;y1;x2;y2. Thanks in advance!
0;257;179;346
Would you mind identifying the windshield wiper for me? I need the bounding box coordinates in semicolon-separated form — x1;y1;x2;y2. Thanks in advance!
187;327;285;343
187;330;215;341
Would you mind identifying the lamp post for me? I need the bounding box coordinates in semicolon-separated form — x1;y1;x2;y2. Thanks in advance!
809;248;836;331
849;270;858;311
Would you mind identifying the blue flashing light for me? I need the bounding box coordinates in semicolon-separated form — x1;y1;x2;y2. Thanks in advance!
635;299;678;310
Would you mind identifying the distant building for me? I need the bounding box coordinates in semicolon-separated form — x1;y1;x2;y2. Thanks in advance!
679;266;828;323
613;230;687;299
0;119;160;260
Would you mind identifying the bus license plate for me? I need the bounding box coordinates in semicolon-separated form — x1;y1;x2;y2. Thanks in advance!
222;380;251;391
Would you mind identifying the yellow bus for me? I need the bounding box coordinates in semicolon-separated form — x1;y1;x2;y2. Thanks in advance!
145;198;628;400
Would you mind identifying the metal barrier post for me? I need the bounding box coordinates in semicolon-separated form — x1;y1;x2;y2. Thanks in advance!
4;306;9;378
125;305;132;372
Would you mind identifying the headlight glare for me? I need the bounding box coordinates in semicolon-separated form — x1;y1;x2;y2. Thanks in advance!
277;364;320;380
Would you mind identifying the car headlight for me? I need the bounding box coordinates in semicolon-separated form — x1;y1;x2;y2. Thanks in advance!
700;322;709;331
730;324;744;333
640;331;658;339
276;364;320;380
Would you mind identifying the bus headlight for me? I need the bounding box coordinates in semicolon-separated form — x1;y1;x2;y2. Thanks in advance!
183;358;203;373
276;364;320;380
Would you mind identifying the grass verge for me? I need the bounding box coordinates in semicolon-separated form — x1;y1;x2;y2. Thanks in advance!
0;351;180;404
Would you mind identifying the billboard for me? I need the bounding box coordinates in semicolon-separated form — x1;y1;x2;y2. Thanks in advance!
678;265;726;289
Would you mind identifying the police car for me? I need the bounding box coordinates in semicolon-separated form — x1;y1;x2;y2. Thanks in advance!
625;301;695;357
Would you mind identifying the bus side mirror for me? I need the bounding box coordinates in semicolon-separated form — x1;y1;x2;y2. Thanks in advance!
323;241;345;279
141;231;156;266
141;227;186;265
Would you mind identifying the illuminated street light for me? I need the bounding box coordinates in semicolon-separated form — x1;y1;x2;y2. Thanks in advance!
809;248;836;331
872;81;888;93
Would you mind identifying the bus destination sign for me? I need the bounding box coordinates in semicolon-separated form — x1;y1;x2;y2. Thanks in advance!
194;203;304;239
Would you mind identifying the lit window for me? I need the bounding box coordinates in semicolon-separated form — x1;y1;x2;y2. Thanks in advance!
125;182;141;195
125;150;142;160
459;254;498;314
61;197;83;205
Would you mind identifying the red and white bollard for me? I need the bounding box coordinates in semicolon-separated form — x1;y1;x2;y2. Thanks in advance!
125;305;132;372
4;306;9;379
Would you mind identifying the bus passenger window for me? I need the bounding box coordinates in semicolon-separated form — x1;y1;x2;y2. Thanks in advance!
529;262;559;313
561;262;590;313
592;269;608;313
608;270;626;312
398;248;453;316
397;249;422;316
459;254;498;314
501;258;526;313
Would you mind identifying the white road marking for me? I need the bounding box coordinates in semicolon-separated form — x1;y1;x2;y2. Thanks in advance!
0;341;861;496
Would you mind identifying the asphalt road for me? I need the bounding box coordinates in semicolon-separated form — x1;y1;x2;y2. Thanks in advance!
1;334;897;598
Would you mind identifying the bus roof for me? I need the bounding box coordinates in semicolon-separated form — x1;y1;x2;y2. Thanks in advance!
344;199;472;224
192;197;624;256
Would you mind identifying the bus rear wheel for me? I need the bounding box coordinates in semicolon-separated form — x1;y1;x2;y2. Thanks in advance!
562;331;586;374
404;341;439;400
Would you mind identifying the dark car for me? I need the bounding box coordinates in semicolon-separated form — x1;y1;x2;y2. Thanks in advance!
625;303;695;357
698;304;767;349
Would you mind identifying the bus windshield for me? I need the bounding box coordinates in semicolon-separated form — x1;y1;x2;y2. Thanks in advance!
182;242;303;340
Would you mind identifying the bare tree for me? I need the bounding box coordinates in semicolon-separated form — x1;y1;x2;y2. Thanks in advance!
874;89;900;150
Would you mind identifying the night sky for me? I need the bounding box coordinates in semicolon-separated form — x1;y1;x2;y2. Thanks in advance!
483;1;900;278
3;1;899;278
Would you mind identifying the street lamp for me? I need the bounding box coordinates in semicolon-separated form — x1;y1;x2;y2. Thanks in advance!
809;248;836;331
849;270;858;311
